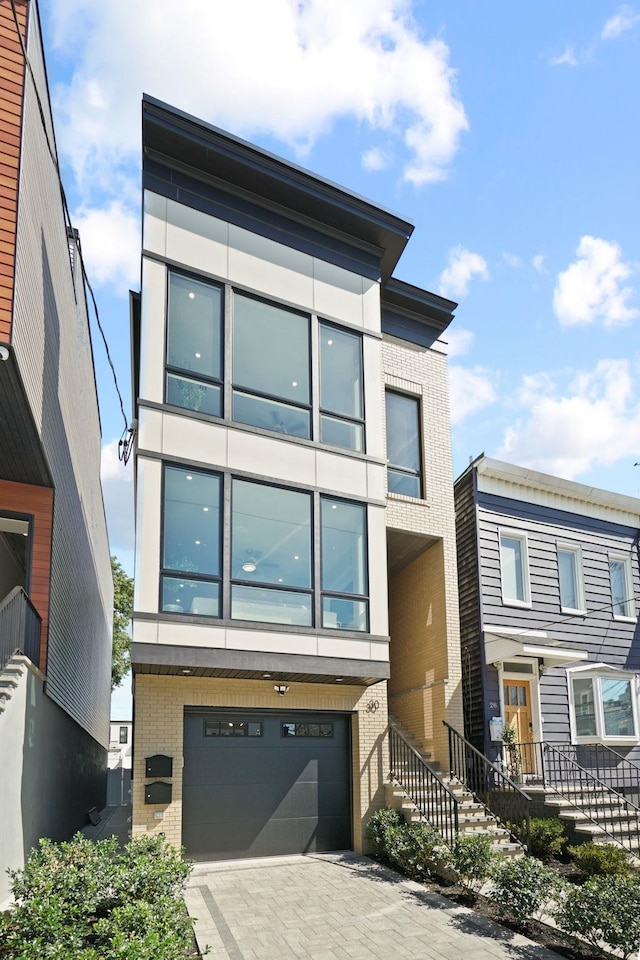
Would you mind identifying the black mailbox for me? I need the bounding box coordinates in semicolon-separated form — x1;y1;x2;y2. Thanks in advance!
145;754;173;778
144;781;172;805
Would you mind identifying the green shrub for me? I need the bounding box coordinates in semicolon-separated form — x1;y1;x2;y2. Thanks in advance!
490;855;562;927
365;806;404;857
0;833;194;960
567;840;634;877
554;875;640;960
450;834;495;894
527;818;566;860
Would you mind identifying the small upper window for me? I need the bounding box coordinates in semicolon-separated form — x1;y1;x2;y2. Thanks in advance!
558;546;585;614
385;391;422;498
119;726;128;744
166;271;223;417
609;556;636;620
499;532;530;606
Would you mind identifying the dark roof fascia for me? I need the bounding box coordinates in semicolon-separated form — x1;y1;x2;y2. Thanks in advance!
142;95;413;281
129;290;141;419
381;276;457;347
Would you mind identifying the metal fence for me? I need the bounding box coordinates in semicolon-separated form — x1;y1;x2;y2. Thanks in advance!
0;586;41;673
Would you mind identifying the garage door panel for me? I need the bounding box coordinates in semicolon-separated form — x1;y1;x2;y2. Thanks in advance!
182;710;351;860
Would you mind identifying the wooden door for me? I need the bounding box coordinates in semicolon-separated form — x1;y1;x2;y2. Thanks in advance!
503;680;534;774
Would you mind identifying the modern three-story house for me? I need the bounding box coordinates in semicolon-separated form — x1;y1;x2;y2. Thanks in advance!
130;96;464;860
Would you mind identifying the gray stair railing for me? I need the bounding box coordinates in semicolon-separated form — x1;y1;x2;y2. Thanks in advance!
543;742;640;855
444;720;530;850
0;587;41;673
388;722;459;846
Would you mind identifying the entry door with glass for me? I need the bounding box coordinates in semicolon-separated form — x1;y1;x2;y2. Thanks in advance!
503;679;534;773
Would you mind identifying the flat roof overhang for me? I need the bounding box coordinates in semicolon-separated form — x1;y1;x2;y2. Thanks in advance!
484;628;588;668
132;642;389;687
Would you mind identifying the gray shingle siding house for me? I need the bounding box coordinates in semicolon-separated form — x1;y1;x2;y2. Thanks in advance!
455;456;640;787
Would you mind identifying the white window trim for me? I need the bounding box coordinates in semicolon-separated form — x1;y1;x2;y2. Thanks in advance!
567;664;640;746
557;542;586;615
499;528;532;608
609;553;636;622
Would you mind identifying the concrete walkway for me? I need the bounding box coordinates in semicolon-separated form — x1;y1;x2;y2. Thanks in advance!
81;803;131;847
185;853;564;960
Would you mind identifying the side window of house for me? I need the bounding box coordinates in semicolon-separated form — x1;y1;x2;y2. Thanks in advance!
161;466;222;616
570;671;638;742
165;271;223;417
609;556;636;619
319;323;364;452
384;391;422;498
499;532;530;606
232;294;311;439
119;726;128;744
557;545;585;613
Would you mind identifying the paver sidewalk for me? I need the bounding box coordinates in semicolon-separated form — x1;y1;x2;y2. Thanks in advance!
185;852;564;960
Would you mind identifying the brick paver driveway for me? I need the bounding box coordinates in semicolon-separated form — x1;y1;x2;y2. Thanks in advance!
185;853;563;960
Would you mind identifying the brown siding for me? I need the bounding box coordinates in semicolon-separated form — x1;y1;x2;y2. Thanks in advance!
0;0;27;344
0;477;53;670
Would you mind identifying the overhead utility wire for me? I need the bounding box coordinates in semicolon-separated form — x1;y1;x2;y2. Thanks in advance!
9;0;135;464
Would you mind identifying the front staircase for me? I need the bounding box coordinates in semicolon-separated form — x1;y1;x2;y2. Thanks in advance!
386;718;524;859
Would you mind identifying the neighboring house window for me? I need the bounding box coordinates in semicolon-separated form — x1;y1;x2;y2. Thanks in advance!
319;323;364;452
233;293;311;439
609;555;636;619
569;667;639;743
161;466;222;616
557;545;585;613
231;479;313;626
384;391;422;498
160;466;369;632
119;726;128;744
499;531;531;606
165;271;223;417
321;498;368;631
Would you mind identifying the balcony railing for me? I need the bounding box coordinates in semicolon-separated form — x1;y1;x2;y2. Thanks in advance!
389;722;459;847
444;720;530;850
0;587;41;673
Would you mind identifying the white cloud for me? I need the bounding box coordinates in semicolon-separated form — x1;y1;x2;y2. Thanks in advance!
445;328;474;358
438;246;489;299
532;253;546;273
553;236;638;327
503;252;521;268
449;365;497;425
50;0;468;193
497;359;640;479
550;45;578;67
101;439;135;556
602;5;640;39
75;201;140;292
362;146;391;172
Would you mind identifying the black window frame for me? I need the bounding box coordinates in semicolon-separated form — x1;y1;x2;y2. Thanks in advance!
318;320;365;453
384;389;423;499
164;268;224;418
319;494;370;633
119;726;128;744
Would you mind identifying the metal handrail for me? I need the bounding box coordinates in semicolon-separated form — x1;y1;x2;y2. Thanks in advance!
512;740;640;794
543;742;640;855
0;587;41;673
388;723;459;847
444;720;531;850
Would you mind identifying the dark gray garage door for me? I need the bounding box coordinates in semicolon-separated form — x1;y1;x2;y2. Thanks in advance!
182;709;351;861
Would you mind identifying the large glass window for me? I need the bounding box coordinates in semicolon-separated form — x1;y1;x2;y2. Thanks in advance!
161;466;221;616
319;323;364;452
231;480;312;626
166;272;223;416
385;391;422;498
321;498;368;631
500;532;530;606
570;671;638;743
558;546;585;613
609;556;635;619
232;294;310;438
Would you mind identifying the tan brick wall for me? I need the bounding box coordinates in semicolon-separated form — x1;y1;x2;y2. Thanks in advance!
132;675;389;854
382;334;464;761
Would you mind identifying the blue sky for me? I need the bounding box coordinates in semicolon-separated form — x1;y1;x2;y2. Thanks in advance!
38;2;640;716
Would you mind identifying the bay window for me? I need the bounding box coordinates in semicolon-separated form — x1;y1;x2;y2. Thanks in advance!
569;667;638;743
